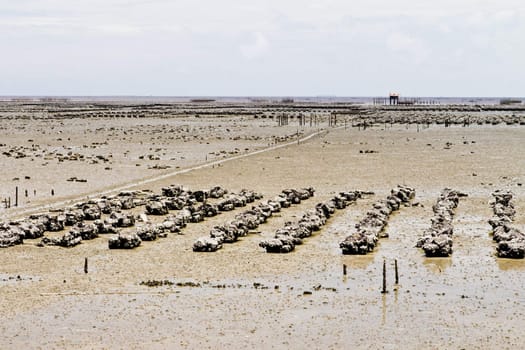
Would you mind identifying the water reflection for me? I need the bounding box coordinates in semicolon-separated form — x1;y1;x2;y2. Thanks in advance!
422;257;452;273
381;293;387;326
341;255;375;270
496;258;525;271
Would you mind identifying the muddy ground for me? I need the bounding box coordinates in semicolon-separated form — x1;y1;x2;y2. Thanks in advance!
1;103;525;349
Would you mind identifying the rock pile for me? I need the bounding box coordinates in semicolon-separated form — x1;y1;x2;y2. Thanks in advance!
108;232;142;249
340;185;415;255
260;191;366;253
40;222;101;247
0;185;234;250
216;190;263;211
489;190;525;259
41;231;82;248
193;188;315;252
416;188;467;257
0;223;25;247
127;187;263;250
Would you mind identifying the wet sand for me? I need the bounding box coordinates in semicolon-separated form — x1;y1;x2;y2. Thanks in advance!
1;102;525;349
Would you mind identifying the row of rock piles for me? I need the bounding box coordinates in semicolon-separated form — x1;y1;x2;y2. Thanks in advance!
340;185;415;255
260;191;366;253
110;187;261;249
39;190;153;248
416;188;467;257
0;190;149;248
489;190;525;259
144;185;229;216
0;185;231;249
193;188;315;252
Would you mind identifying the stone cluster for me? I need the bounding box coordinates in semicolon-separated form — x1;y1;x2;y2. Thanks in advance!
340;185;415;255
0;185;238;249
416;188;467;257
260;191;366;253
193;188;315;252
489;190;525;259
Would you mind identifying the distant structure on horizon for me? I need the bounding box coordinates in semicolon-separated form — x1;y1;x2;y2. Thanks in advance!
372;93;437;106
389;92;399;105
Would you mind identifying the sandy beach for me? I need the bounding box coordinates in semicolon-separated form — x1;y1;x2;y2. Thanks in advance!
1;100;525;349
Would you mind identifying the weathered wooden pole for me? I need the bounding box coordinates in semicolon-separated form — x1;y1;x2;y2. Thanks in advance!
84;257;88;274
395;259;399;284
15;186;18;207
343;264;347;276
381;259;387;294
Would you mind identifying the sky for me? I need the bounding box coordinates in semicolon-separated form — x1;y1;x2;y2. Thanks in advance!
1;0;524;97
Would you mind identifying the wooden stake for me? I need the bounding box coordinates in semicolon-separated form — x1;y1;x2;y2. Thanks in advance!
343;264;347;276
84;257;88;274
395;259;399;284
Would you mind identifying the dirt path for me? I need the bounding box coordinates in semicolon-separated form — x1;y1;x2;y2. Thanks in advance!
4;127;334;221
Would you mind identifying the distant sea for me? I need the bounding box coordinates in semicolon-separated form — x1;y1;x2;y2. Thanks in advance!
1;96;523;105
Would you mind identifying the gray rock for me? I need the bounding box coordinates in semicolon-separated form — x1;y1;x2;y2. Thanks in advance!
193;237;222;252
71;222;99;240
64;209;85;226
108;233;142;249
136;224;164;241
82;203;102;220
41;231;82;247
497;239;525;259
145;201;169;215
0;225;23;247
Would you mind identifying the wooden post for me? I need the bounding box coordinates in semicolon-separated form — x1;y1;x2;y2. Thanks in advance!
381;259;387;294
84;257;88;274
25;189;28;197
394;259;399;284
15;186;18;207
343;264;347;276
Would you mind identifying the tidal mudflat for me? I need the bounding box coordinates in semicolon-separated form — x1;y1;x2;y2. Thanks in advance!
1;100;524;349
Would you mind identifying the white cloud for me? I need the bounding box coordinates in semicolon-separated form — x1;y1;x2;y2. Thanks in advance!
386;32;430;65
240;32;270;59
0;0;524;95
96;24;142;35
387;32;416;51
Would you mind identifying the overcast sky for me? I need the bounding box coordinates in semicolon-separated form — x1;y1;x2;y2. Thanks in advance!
1;0;523;96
